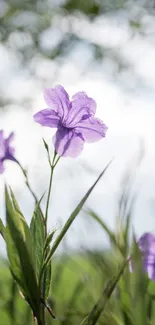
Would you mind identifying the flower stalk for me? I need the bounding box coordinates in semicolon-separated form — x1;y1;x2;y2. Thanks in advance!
40;150;59;324
45;150;57;223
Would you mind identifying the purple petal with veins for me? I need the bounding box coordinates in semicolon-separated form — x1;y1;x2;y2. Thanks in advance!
34;85;108;157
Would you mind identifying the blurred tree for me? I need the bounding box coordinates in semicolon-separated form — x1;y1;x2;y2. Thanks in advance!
0;0;155;107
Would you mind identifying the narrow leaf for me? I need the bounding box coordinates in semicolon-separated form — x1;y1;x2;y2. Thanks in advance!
0;218;6;239
44;230;56;253
44;262;52;300
9;187;24;216
80;259;128;325
5;187;40;317
30;202;45;281
42;138;49;153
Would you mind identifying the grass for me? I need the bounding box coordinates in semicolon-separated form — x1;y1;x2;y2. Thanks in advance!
0;253;108;325
0;212;153;325
0;245;154;325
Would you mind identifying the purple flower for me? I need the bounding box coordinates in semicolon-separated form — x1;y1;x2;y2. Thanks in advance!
0;131;16;173
34;85;107;157
130;232;155;281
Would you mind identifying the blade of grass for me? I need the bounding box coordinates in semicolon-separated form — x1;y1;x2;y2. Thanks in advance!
80;259;128;325
88;211;117;247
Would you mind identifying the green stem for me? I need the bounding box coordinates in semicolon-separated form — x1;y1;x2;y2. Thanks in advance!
36;317;44;325
45;150;58;223
17;162;38;204
45;166;54;223
39;305;46;325
41;151;59;323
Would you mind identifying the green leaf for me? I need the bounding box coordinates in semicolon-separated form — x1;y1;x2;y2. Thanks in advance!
9;187;24;216
30;202;45;281
44;262;52;300
7;187;33;259
5;186;40;317
30;200;52;300
5;226;26;294
0;218;6;239
119;277;134;325
80;259;128;325
130;236;149;325
44;230;56;253
43;232;56;300
42;138;49;153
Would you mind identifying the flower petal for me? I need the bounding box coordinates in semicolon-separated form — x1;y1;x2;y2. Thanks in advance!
0;161;4;174
0;131;5;159
34;109;60;128
53;127;84;157
5;132;15;158
138;232;155;254
66;92;96;127
44;85;70;120
0;131;16;167
144;254;155;280
75;117;108;143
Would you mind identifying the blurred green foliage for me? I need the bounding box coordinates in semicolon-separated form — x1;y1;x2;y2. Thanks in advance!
0;216;155;325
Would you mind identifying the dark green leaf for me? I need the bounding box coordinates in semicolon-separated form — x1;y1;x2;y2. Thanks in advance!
44;262;52;300
30;202;45;281
5;226;26;295
0;218;5;239
9;187;24;216
5;187;40;317
130;237;149;325
44;230;56;253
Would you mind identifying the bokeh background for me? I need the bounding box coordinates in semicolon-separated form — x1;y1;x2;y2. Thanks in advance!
0;0;155;263
1;1;155;325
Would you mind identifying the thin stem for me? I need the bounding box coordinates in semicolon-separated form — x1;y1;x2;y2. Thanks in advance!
45;166;54;223
53;156;60;168
39;305;46;325
17;162;38;204
40;150;59;324
36;317;44;325
40;298;55;319
45;151;57;223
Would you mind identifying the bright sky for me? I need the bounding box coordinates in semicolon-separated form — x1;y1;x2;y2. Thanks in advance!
1;12;155;255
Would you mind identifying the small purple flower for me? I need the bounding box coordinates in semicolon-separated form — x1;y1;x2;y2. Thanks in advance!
130;232;155;281
0;131;16;173
34;85;107;157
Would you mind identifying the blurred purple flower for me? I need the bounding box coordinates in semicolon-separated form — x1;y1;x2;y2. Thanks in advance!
34;85;107;157
0;131;16;173
130;232;155;281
